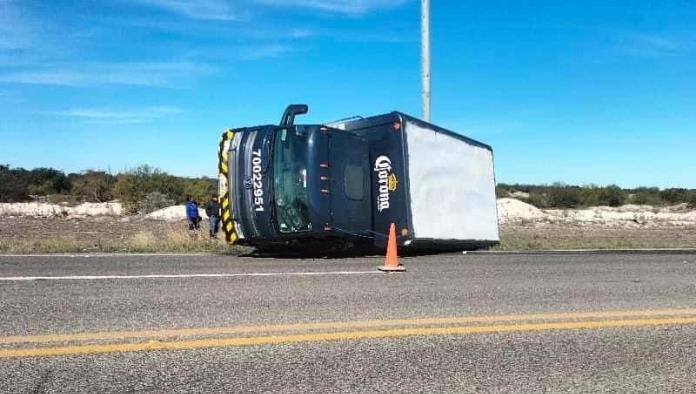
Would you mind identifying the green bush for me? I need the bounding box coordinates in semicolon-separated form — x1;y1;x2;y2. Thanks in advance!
597;185;625;207
0;165;70;201
70;171;115;202
546;184;582;208
112;165;216;214
525;191;548;208
661;188;689;204
139;191;176;214
495;185;510;198
630;187;662;205
495;183;691;209
113;165;179;214
27;180;57;196
0;165;30;202
27;168;69;195
688;194;696;209
183;178;216;206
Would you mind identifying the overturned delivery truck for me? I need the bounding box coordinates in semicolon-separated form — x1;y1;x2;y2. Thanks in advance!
217;105;499;250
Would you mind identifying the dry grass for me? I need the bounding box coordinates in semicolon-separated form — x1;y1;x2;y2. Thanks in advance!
498;224;696;250
0;218;246;254
0;216;694;254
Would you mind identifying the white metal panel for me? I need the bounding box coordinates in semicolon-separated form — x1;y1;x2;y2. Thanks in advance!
404;121;499;241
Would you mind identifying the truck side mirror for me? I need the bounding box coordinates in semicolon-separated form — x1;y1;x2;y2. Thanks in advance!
280;104;309;126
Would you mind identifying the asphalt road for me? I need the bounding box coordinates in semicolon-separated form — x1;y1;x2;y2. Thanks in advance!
1;252;695;393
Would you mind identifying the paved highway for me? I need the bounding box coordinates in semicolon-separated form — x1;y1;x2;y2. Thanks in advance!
1;252;695;392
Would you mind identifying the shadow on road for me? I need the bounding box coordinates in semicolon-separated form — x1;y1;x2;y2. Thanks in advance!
238;244;474;259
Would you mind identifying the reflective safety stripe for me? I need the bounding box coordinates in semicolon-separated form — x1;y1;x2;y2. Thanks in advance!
218;129;237;244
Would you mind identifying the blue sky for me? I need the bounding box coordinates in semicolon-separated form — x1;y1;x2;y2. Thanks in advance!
1;0;695;188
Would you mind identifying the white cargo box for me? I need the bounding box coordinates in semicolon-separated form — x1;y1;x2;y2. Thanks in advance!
403;119;499;244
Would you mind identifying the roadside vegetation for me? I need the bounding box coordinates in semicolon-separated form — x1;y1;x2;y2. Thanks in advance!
496;183;696;209
2;165;695;254
0;164;215;214
4;165;696;212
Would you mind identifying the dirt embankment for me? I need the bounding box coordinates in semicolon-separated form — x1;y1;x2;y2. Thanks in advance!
0;202;203;220
4;199;696;228
497;198;696;228
496;198;696;250
0;202;123;217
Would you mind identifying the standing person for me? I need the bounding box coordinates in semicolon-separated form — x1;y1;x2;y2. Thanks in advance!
185;196;200;231
205;196;221;238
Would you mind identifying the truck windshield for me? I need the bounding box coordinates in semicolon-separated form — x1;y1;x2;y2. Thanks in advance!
273;128;311;233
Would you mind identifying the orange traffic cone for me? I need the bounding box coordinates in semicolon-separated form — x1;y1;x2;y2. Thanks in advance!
378;223;405;272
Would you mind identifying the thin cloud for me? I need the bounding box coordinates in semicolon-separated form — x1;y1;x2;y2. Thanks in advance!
0;2;100;68
0;0;33;50
130;0;407;18
239;44;293;60
614;32;688;58
254;0;408;15
129;0;240;20
289;28;315;38
0;61;214;87
317;26;413;43
57;106;181;123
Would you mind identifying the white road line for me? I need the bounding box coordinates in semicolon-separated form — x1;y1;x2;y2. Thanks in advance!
0;271;381;281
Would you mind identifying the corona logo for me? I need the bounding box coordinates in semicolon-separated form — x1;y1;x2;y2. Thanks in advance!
387;173;398;192
374;155;397;212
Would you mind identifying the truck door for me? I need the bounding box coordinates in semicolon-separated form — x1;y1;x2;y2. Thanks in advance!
327;132;372;234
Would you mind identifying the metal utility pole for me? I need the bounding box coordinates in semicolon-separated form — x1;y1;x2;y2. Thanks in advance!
421;0;431;122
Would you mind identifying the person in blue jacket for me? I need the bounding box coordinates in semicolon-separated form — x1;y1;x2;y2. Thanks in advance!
185;196;201;231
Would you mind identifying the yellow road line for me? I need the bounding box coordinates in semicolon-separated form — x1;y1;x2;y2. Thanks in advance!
2;316;696;359
3;308;696;345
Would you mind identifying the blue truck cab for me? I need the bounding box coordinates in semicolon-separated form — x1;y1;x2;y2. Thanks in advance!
218;105;500;251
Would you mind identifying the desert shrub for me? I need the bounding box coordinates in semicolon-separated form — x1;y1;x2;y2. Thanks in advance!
525;191;548;208
111;165;216;213
546;184;582;208
27;180;56;196
139;191;175;214
70;171;115;202
596;185;625;207
0;165;71;201
113;165;183;214
0;165;29;202
660;188;689;204
578;185;603;207
500;183;635;208
630;187;662;205
495;185;510;198
182;178;216;205
26;167;70;196
687;194;696;209
0;165;30;202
